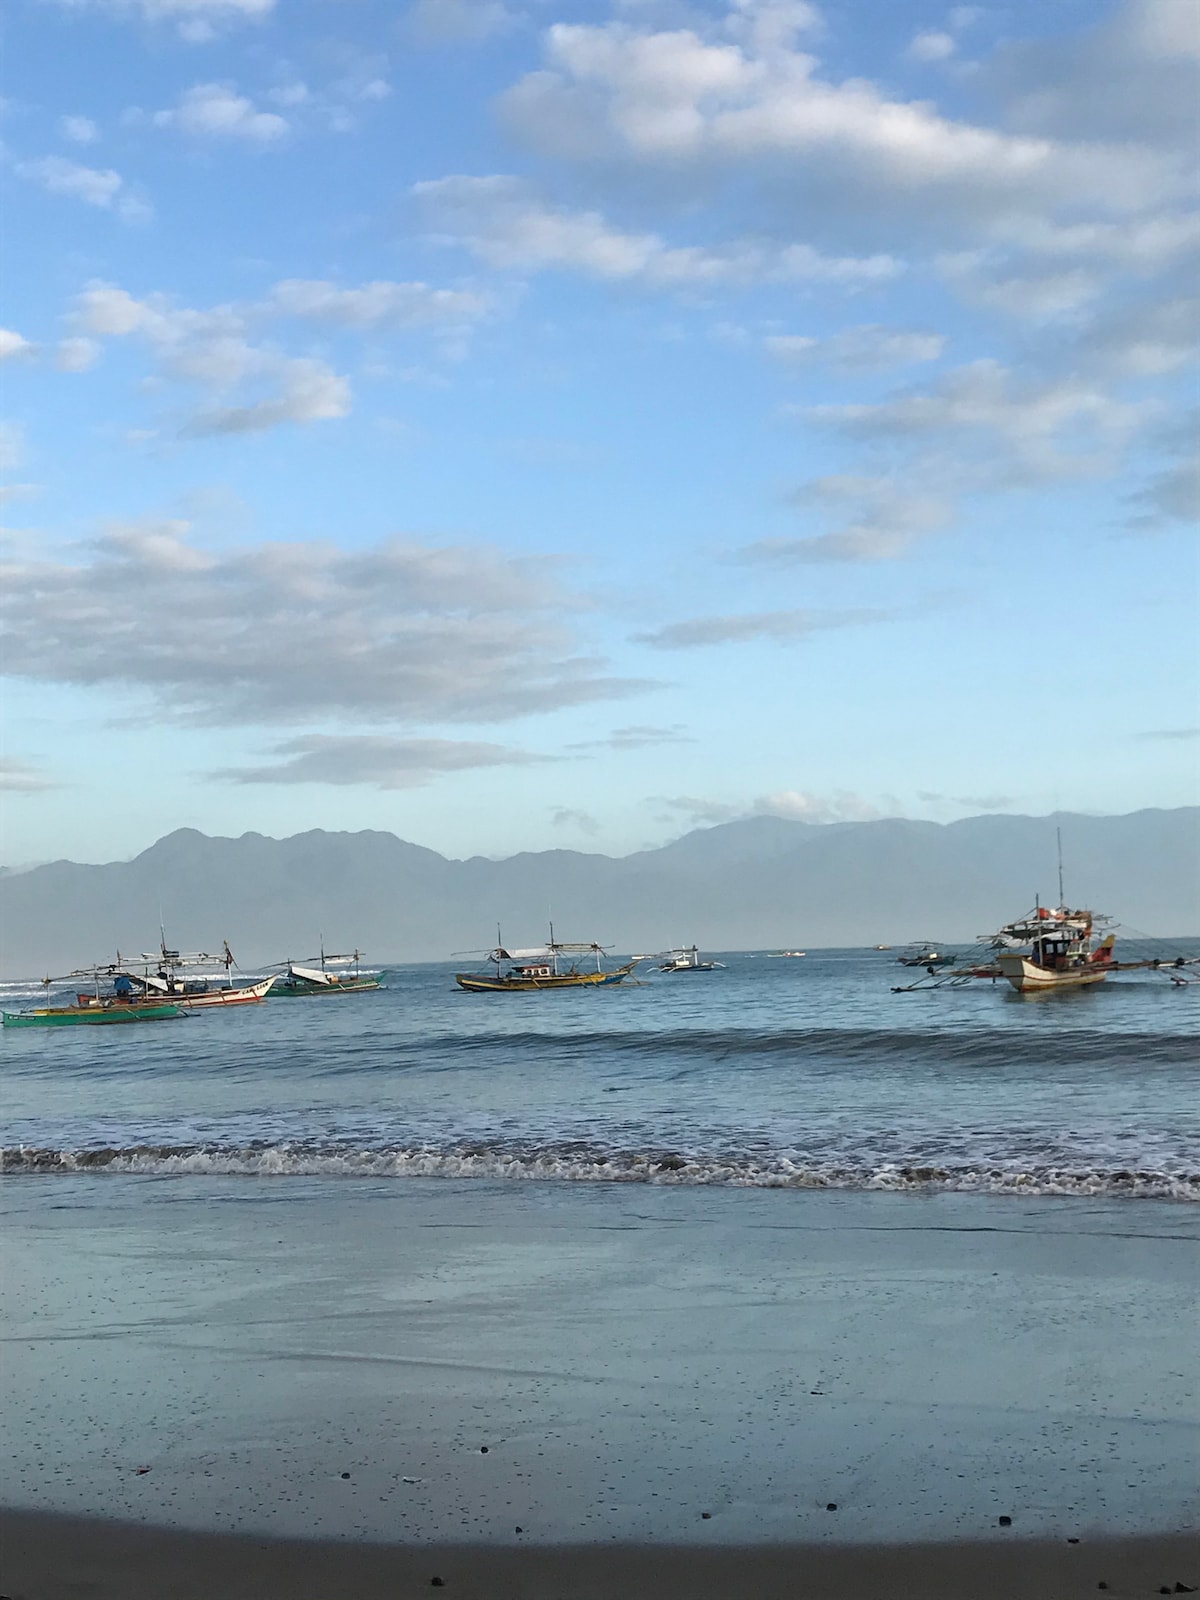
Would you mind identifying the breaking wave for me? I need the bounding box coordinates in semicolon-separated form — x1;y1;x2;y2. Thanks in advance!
4;1140;1198;1200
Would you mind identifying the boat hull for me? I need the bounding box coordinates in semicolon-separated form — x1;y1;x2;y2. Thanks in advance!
3;1003;184;1027
176;975;278;1007
456;964;635;993
997;955;1110;993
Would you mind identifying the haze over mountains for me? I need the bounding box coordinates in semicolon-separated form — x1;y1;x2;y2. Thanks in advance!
1;809;1195;977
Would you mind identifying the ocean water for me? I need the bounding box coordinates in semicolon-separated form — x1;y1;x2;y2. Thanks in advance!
3;951;1197;1202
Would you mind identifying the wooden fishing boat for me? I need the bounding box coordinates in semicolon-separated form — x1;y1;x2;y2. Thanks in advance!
456;929;637;992
994;907;1115;993
3;1001;183;1027
270;949;382;996
80;934;277;1009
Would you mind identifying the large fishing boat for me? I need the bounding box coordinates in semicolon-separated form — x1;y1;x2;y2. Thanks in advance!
270;949;383;996
456;929;637;993
87;934;277;1008
992;904;1116;993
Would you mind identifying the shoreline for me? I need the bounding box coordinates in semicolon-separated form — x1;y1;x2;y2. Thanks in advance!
3;1511;1197;1600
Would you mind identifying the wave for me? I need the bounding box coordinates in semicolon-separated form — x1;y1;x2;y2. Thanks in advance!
4;1141;1197;1200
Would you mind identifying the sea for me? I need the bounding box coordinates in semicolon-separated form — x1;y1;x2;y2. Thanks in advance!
3;950;1197;1202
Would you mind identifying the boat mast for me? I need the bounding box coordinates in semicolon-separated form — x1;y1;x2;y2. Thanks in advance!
1056;826;1065;912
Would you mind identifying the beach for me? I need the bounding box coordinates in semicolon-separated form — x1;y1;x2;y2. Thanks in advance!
2;1178;1197;1596
3;957;1197;1594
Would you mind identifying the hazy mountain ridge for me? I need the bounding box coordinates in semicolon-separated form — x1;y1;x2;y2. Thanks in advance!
0;810;1196;976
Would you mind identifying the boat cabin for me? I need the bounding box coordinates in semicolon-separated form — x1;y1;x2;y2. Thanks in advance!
511;962;553;979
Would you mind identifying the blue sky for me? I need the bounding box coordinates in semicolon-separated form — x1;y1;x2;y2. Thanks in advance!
1;0;1197;865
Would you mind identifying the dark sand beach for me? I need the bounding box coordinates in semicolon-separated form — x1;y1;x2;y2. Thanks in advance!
2;1178;1197;1597
4;1511;1198;1599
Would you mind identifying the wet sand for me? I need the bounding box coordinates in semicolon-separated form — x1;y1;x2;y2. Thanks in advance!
1;1179;1197;1586
3;1510;1198;1599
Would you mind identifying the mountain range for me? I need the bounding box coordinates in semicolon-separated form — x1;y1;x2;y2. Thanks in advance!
1;808;1196;976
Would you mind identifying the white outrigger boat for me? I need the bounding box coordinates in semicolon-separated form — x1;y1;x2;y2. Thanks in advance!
658;946;725;973
82;933;277;1009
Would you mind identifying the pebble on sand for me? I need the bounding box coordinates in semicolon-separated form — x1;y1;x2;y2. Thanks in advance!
826;1503;838;1512
999;1515;1012;1526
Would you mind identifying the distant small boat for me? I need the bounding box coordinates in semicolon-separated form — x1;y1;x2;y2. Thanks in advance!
3;1002;183;1027
456;927;637;993
768;950;806;958
875;944;892;951
658;946;725;973
897;944;956;968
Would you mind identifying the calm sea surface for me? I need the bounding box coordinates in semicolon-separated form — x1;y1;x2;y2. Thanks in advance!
3;952;1197;1200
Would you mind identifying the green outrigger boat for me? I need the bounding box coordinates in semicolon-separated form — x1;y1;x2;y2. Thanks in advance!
2;1002;184;1027
270;948;383;996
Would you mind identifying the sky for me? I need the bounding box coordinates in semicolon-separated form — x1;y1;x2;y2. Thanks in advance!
0;0;1197;867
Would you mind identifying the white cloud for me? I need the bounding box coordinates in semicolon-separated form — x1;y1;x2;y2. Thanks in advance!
633;605;894;648
0;422;26;471
16;155;120;207
153;83;289;143
69;274;495;435
72;283;352;434
0;758;56;794
48;0;275;38
268;82;310;107
656;787;881;826
907;31;955;63
753;788;880;822
500;13;1171;213
407;0;516;45
0;329;35;362
743;479;952;563
765;325;945;370
182;358;351;435
214;734;548;788
268;278;491;329
806;359;1147;482
56;336;101;372
415;175;900;287
0;523;652;727
60;114;99;144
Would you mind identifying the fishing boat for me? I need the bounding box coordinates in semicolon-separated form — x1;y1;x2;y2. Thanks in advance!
84;934;277;1009
271;948;382;996
658;945;725;973
3;1000;183;1027
897;943;956;968
992;904;1116;993
456;929;637;993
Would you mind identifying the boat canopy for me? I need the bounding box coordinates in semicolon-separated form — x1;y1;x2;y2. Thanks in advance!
492;947;552;962
288;964;335;985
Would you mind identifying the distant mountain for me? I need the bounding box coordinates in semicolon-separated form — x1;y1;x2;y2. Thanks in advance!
0;809;1196;976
